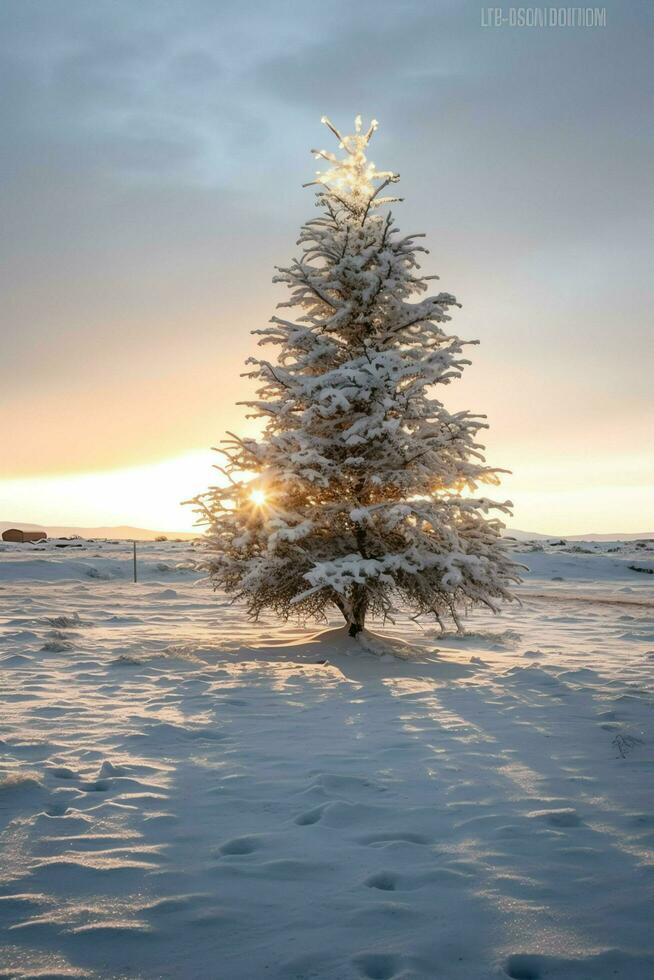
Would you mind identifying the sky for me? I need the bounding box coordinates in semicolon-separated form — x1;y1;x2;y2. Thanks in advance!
1;0;652;534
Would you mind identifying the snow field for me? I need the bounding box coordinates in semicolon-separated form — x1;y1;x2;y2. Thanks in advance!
0;539;653;979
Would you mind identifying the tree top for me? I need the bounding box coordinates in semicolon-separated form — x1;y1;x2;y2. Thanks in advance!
304;115;402;220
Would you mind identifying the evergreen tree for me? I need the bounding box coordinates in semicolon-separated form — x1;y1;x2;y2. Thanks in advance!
193;115;519;637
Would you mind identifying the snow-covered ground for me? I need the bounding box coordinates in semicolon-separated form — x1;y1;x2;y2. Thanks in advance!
1;537;653;979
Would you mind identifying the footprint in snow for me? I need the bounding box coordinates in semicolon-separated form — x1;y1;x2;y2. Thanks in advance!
295;804;327;826
353;952;402;980
44;804;70;817
84;779;112;792
505;954;542;979
365;871;399;891
50;766;77;780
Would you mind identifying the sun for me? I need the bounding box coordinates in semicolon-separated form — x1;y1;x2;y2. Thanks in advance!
249;488;267;507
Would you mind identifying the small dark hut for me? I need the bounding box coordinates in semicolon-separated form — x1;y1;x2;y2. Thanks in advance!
2;528;48;543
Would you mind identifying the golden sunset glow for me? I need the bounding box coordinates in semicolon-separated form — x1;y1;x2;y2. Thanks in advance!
249;488;268;508
1;20;650;539
1;448;652;537
0;451;216;533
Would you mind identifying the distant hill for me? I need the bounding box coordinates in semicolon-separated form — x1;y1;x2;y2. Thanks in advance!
0;522;197;541
566;532;654;541
505;528;654;542
503;529;551;541
2;521;651;544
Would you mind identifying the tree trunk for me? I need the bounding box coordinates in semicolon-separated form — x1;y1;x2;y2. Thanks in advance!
333;590;367;637
347;585;368;637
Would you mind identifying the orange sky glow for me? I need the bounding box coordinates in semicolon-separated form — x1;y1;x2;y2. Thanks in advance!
2;3;651;536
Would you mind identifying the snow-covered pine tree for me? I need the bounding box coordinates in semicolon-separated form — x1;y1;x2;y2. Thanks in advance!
193;115;520;637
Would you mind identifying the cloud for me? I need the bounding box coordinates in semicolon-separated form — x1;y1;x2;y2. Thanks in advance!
0;0;651;535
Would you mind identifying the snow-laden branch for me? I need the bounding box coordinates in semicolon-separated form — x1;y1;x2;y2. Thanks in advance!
191;115;520;634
